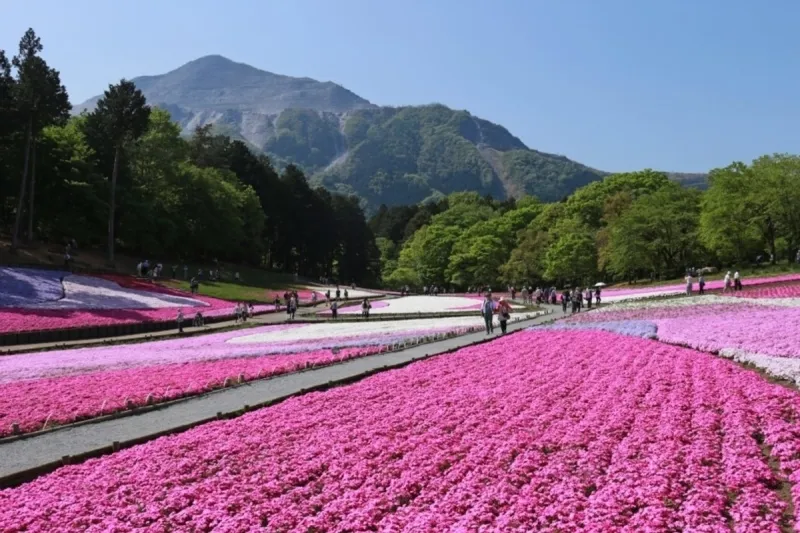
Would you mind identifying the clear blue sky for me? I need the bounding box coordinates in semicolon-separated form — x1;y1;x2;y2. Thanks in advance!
3;0;799;173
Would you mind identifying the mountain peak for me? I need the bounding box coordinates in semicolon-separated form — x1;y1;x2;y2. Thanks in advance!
75;55;374;115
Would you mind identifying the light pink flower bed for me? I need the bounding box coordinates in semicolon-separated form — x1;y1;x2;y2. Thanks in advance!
0;319;481;437
0;346;381;437
3;330;800;530
603;273;800;299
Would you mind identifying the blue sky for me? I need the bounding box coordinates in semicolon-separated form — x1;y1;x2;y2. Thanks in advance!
3;0;799;173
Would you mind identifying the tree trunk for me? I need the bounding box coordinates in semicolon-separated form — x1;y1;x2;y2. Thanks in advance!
27;137;37;242
11;116;33;250
108;145;121;264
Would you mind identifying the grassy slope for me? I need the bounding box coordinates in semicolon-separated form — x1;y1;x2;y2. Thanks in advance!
0;238;306;302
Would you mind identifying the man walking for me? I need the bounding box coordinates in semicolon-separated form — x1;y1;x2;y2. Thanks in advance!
481;293;495;335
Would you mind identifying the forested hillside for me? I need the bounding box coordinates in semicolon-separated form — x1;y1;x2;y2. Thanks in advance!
0;30;378;283
372;159;800;289
75;55;707;211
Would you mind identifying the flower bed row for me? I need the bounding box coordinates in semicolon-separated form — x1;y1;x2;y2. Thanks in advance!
3;330;800;530
601;273;800;302
563;293;800;387
0;317;491;437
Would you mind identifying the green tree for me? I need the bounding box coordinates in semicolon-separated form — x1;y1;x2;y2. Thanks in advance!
543;218;597;284
565;169;669;228
84;79;151;263
699;162;768;264
9;28;70;247
607;184;702;280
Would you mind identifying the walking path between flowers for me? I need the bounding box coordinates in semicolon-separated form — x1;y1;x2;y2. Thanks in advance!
0;307;560;487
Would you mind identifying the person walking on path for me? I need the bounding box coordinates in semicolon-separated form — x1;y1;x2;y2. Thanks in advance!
734;271;742;291
176;309;184;333
481;293;495;335
287;296;297;321
698;273;706;295
361;297;372;320
311;292;318;306
497;298;512;335
561;290;569;314
594;286;602;306
723;271;732;293
331;300;339;320
685;273;693;295
586;288;593;309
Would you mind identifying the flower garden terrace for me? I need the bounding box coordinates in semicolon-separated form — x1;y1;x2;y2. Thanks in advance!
4;273;800;529
0;266;386;345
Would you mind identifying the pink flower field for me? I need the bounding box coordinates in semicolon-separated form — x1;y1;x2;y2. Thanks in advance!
3;330;800;531
601;273;800;302
0;318;485;437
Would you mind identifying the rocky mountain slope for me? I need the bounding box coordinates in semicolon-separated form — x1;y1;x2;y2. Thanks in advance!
75;55;706;210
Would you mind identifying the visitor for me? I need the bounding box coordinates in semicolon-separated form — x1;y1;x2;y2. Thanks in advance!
361;298;372;320
595;286;601;306
248;303;254;317
193;311;204;327
287;296;297;321
176;309;184;333
235;303;243;324
481;293;495;335
234;272;240;282
335;286;341;300
171;265;177;278
344;288;349;300
685;273;693;295
326;290;331;306
510;287;516;301
723;271;732;293
497;298;511;335
586;288;593;309
274;295;281;311
734;271;742;291
331;300;339;319
698;274;706;295
311;292;318;306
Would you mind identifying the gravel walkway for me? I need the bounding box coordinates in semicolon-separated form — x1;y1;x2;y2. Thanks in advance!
0;308;559;486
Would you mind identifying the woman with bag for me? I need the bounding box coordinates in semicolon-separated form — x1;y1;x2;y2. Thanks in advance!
497;298;512;335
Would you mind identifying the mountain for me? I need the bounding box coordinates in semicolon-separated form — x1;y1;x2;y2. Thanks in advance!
75;55;706;210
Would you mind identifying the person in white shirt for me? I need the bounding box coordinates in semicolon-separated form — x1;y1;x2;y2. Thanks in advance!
684;273;693;295
723;272;732;293
734;271;742;291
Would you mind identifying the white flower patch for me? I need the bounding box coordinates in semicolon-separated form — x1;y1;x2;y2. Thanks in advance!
596;294;800;314
339;295;523;315
229;312;543;344
28;275;208;310
316;286;383;298
601;289;684;303
719;348;800;386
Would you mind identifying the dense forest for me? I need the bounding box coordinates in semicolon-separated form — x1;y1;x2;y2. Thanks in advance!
371;160;800;289
0;30;379;283
3;29;799;289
